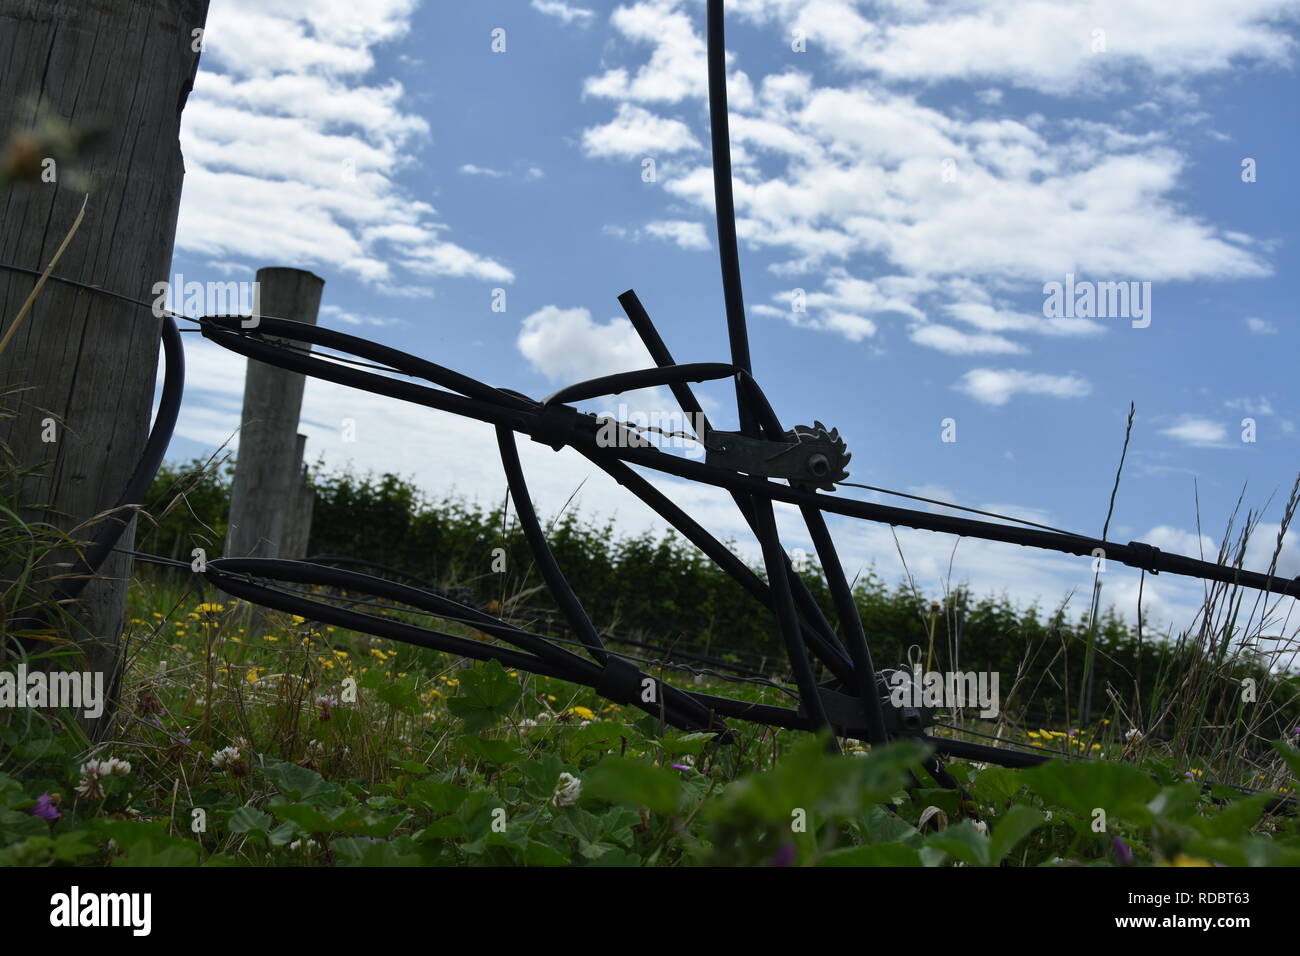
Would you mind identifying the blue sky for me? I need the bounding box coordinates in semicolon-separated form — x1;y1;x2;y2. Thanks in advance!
163;0;1300;639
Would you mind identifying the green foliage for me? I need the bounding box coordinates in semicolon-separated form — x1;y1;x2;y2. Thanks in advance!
2;453;1295;868
445;660;523;732
136;460;1300;748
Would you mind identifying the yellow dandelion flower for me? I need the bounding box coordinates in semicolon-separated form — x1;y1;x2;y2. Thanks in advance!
569;706;596;721
197;603;225;614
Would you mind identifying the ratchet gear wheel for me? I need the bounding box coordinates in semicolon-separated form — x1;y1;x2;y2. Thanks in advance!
784;421;851;491
704;419;851;491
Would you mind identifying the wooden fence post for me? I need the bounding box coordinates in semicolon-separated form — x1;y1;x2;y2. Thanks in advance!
224;268;322;562
0;0;211;738
280;433;315;561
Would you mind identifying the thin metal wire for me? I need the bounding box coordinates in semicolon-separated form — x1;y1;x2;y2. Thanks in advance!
837;481;1072;534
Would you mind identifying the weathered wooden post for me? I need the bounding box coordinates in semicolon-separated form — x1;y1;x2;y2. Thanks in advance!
224;268;322;562
279;433;315;561
0;0;210;737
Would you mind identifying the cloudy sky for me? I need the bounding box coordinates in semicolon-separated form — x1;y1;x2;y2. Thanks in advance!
163;0;1300;640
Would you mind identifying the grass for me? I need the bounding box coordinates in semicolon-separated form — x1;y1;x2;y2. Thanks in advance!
3;414;1300;866
2;558;1299;866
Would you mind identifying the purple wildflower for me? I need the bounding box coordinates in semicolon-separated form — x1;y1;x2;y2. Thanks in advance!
671;763;692;773
1112;837;1134;865
769;842;797;867
30;793;61;822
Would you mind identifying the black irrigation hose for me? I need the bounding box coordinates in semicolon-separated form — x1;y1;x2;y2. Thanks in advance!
201;315;1300;600
55;315;185;601
10;0;1297;812
195;314;1300;769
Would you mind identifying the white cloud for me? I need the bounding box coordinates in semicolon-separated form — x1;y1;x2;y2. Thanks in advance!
820;311;878;342
1225;396;1274;416
460;163;506;178
517;305;651;383
531;0;595;25
954;368;1091;406
581;103;701;158
319;304;401;328
731;0;1299;95
581;0;1274;356
645;219;712;250
583;1;711;103
752;304;878;342
944;302;1105;338
1245;316;1278;335
1144;525;1217;559
176;0;511;287
910;324;1027;355
1160;417;1230;447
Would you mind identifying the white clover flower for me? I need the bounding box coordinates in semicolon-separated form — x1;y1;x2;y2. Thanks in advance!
519;718;538;731
1125;728;1143;744
972;820;989;836
76;761;106;799
552;772;582;808
211;746;242;770
76;755;131;797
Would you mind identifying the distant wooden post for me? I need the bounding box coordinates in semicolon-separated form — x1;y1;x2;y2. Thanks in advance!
224;268;322;562
0;0;210;738
279;433;315;560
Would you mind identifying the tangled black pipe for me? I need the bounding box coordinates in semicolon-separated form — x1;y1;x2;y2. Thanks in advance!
16;1;1298;800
